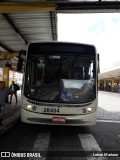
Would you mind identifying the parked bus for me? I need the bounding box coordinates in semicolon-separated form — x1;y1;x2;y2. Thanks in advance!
21;42;99;126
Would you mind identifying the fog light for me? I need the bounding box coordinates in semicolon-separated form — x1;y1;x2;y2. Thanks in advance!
82;108;87;113
33;106;37;111
24;104;27;107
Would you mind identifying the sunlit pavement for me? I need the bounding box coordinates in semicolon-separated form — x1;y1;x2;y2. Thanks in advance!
97;91;120;121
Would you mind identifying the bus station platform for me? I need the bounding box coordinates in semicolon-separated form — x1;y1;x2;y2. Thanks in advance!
0;91;21;134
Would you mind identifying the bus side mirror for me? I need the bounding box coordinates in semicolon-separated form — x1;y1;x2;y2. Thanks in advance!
17;50;26;71
97;53;100;73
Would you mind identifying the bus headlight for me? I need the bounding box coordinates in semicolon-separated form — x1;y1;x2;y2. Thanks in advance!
87;107;92;112
82;107;95;113
24;104;37;111
27;105;32;110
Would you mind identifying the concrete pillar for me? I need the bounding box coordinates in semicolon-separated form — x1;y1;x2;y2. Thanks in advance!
2;67;9;87
111;79;114;92
98;80;100;90
104;79;106;91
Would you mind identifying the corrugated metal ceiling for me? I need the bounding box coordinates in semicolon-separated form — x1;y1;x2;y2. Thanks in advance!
0;0;57;53
0;11;57;52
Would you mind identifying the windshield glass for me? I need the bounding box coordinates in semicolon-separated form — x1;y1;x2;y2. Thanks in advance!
24;54;96;103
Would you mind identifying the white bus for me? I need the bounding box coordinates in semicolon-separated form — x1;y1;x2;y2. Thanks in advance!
21;42;99;126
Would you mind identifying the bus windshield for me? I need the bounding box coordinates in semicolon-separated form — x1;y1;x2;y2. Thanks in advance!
24;54;96;103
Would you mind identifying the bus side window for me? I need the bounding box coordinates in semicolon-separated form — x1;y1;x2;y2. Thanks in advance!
89;62;93;78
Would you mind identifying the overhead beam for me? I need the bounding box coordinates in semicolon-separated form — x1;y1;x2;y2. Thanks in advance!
0;51;19;60
0;42;13;52
57;1;120;13
2;13;28;45
50;11;54;40
50;11;57;40
0;2;55;13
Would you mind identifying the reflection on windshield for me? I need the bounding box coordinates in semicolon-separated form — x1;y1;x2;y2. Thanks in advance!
60;79;95;102
24;55;96;103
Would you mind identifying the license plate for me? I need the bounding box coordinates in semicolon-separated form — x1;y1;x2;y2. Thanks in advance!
52;117;66;123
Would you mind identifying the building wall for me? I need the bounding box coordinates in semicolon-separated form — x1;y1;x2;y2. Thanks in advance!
98;78;120;93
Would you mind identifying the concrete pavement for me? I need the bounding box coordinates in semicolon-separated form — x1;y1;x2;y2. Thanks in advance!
0;91;21;134
97;91;120;121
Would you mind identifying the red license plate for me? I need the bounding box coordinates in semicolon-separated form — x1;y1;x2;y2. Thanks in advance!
52;117;66;123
